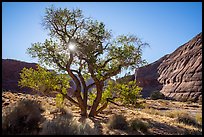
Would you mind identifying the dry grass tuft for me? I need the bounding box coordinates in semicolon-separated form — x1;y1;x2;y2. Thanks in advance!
108;114;128;130
40;110;98;135
142;108;162;116
129;119;149;132
40;115;78;135
164;110;188;118
2;99;43;135
195;113;202;125
177;113;198;126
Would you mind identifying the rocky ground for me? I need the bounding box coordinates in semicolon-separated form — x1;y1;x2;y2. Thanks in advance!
2;91;202;135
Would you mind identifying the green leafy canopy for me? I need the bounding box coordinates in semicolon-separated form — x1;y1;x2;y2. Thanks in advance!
18;65;71;107
21;6;149;116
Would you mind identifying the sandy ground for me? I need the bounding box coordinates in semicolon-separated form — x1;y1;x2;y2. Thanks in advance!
2;91;202;135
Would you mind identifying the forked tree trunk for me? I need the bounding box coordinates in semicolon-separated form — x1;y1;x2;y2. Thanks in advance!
66;68;87;116
88;82;103;117
75;90;87;116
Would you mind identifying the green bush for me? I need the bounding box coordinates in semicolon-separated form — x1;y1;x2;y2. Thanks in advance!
130;119;149;132
2;99;43;135
19;65;71;93
108;114;128;130
89;80;142;108
118;81;142;105
150;91;165;100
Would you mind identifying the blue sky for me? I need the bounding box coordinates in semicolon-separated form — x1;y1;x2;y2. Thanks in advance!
2;2;202;72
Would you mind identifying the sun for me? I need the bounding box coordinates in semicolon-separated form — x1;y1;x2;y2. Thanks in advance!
68;42;76;51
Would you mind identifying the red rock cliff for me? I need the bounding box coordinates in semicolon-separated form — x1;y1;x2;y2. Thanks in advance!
2;59;37;93
135;33;202;102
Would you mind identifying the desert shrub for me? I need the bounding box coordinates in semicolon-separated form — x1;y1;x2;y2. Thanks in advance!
164;110;188;118
40;116;78;135
142;108;161;116
130;119;149;132
77;122;98;135
18;65;71;108
108;114;128;130
150;91;165;100
177;113;198;126
2;99;43;135
131;99;146;109
40;113;98;135
183;129;202;135
157;99;170;106
52;107;74;120
18;65;71;94
89;80;142;112
118;81;142;105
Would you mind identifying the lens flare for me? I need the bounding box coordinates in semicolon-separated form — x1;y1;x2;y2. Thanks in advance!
68;42;76;51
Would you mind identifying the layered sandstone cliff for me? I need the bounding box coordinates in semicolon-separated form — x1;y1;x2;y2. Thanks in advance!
135;33;202;102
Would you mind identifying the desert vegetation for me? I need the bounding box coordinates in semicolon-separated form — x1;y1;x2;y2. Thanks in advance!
2;6;202;135
2;99;43;135
150;91;165;100
2;91;202;135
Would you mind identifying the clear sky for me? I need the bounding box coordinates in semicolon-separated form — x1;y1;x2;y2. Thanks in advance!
2;2;202;69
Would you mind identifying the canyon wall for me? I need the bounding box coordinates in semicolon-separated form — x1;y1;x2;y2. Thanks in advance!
135;33;202;102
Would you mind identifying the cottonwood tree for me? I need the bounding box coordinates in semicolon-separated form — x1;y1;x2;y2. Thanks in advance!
26;6;148;117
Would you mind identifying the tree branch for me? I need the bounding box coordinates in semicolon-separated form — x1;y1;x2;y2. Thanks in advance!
64;95;79;106
87;82;95;90
65;53;85;111
44;43;66;71
95;97;120;115
51;21;67;43
102;65;122;81
100;57;115;69
70;69;86;91
95;102;108;115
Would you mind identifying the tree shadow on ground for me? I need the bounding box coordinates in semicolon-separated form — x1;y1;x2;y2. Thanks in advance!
143;118;202;135
89;115;110;135
90;114;144;135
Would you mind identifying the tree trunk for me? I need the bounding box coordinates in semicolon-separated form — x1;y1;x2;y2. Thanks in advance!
75;90;87;116
66;68;86;116
83;88;88;117
70;69;88;117
88;82;103;117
